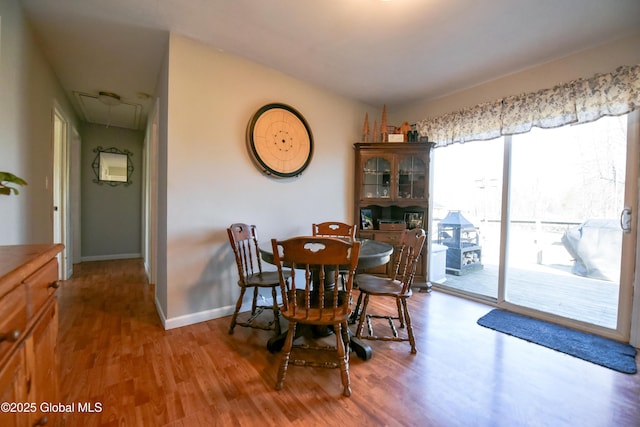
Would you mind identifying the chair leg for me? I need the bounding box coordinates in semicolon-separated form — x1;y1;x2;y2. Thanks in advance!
355;293;370;338
396;297;405;328
341;273;353;305
229;286;247;334
271;286;281;336
336;322;351;397
402;298;417;354
276;322;297;391
251;287;259;314
349;291;364;324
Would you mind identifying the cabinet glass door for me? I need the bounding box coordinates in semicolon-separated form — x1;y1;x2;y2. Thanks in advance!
363;157;391;199
398;156;426;199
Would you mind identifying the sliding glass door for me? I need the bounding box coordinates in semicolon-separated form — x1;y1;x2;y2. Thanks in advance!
431;113;638;337
431;138;503;300
505;116;628;329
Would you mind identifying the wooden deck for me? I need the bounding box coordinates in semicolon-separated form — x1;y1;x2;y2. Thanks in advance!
433;261;619;329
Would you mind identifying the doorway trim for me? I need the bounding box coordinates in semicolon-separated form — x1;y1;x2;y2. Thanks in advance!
52;105;72;279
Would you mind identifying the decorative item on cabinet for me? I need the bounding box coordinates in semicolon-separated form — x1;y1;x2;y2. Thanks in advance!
408;124;420;142
388;133;404;143
362;113;370;142
353;142;434;287
360;208;373;230
404;211;424;229
378;219;406;231
380;104;388;142
399;121;411;141
361;104;422;143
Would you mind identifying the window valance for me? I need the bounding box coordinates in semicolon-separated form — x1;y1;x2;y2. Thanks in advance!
416;64;640;147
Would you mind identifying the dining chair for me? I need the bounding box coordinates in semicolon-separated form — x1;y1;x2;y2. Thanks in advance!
312;222;357;291
312;221;357;240
271;236;361;397
227;223;286;336
354;228;426;354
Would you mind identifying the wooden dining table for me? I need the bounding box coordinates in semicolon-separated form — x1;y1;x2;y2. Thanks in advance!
260;238;393;360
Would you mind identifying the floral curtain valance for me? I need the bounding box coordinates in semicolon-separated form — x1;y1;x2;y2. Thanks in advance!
416;64;640;147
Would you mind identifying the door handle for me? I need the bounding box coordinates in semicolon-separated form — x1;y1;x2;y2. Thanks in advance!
620;207;632;233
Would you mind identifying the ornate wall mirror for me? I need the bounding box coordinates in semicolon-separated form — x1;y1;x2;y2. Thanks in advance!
91;146;133;186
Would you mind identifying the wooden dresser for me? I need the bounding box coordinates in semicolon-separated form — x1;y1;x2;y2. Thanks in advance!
0;244;63;427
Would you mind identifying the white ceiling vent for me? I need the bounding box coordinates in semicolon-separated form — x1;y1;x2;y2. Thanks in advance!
74;91;143;130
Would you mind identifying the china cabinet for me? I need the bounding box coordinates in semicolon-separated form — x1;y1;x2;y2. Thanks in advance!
353;142;434;284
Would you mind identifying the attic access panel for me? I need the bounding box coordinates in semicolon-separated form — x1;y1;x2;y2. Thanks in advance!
74;91;143;130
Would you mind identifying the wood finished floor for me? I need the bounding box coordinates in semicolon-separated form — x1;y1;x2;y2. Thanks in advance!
55;259;640;427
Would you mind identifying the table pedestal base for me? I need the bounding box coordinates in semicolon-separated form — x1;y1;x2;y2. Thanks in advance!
267;325;372;361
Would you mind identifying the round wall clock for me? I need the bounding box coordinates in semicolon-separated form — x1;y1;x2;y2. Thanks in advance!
246;103;314;178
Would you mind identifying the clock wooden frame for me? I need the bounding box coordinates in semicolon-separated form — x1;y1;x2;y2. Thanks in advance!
246;103;314;178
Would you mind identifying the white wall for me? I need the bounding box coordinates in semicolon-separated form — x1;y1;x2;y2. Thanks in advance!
0;0;78;245
158;34;373;328
153;46;170;320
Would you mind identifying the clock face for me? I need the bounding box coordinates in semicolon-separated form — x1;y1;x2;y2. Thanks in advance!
246;103;313;178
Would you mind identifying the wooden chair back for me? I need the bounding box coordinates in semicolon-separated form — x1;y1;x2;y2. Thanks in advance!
227;223;265;284
271;236;361;324
390;228;427;293
312;222;357;240
227;223;284;335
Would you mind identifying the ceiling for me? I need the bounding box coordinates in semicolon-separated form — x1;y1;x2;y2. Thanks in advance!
19;0;640;131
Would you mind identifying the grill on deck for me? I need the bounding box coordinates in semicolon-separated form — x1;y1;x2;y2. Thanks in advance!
437;211;483;275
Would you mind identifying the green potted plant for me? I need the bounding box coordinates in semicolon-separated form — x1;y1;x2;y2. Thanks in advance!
0;172;28;195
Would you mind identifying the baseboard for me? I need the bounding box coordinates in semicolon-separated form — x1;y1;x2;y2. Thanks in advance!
162;304;236;330
81;253;142;262
154;296;168;328
156;294;276;330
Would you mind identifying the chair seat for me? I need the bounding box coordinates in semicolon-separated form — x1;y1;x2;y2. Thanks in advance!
244;270;289;287
356;274;413;298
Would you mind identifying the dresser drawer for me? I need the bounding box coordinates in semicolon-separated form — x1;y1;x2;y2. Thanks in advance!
0;285;27;362
373;232;402;246
25;258;59;318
